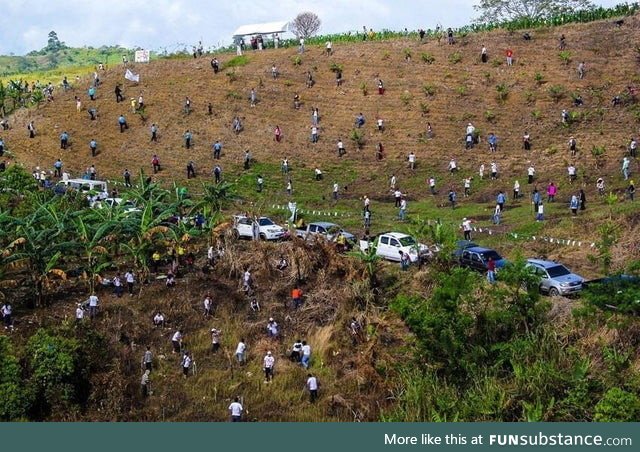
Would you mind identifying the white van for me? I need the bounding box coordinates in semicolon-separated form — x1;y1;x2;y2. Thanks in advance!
55;178;108;194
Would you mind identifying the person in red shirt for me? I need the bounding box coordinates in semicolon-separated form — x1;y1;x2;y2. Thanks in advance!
487;257;496;284
506;48;513;66
292;286;303;308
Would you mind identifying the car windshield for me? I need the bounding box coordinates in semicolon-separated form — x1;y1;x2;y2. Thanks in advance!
480;251;502;261
258;218;275;226
547;265;571;278
399;236;416;246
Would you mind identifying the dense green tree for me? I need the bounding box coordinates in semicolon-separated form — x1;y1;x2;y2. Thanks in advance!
474;0;594;23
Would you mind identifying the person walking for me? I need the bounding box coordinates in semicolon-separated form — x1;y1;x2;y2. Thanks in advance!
212;140;222;159
513;180;520;199
123;168;131;187
306;373;319;403
140;370;150;397
181;351;192;378
213;165;222;184
628;180;636;201
171;330;183;354
496;191;506;211
622;157;630;180
579;188;586;210
398;197;407;221
2;302;13;330
118;114;128;133
461;218;473;241
523;131;531;151
263;351;275;382
527;164;535;184
274;125;282;142
150;123;158;142
210;328;221;353
448;189;457;209
60;131;69;150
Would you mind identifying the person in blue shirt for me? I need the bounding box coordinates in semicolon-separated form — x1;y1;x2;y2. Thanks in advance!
184;130;192;149
488;133;498;152
53;159;63;177
569;195;579;215
150;123;158;142
213;140;222;159
88;86;96;100
355;113;365;128
448;189;457;209
118;115;128;133
60;131;69;149
532;188;541;211
496;191;507;211
89;139;97;157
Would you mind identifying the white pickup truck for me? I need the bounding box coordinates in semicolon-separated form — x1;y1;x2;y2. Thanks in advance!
233;215;288;241
359;232;434;263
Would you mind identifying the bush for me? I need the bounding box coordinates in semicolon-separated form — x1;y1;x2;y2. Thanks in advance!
496;83;509;102
422;83;436;96
490;58;502;67
359;81;368;96
350;129;365;148
419;102;430;115
420;52;435;64
548;85;566;102
558;50;572;66
329;62;343;72
403;48;412;60
594;388;640;422
400;90;413;106
456;85;468;97
531;110;542;121
222;55;249;69
534;72;545;85
225;71;237;83
485;110;496;122
0;336;32;420
448;52;462;64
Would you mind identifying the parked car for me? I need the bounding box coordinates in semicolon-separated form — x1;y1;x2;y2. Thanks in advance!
459;246;507;272
359;232;434;263
92;197;140;213
295;221;355;242
233;215;287;241
452;240;479;258
526;259;584;296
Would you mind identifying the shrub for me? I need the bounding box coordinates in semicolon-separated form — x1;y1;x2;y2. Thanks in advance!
291;55;302;66
594;388;640;422
0;336;32;420
381;51;390;60
225;71;237;82
558;50;572;65
226;91;242;100
422;83;436;96
548;85;565;102
350;129;365;148
403;48;412;60
329;62;343;73
400;90;413;107
534;72;545;85
485;110;496;122
524;90;536;103
222;55;249;69
419;102;430;115
360;81;368;96
531;110;542;121
496;83;509;102
491;58;502;67
448;52;462;64
456;85;468;97
420;52;435;64
591;145;606;158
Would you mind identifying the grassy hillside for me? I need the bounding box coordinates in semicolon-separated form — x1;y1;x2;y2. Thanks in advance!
0;14;640;422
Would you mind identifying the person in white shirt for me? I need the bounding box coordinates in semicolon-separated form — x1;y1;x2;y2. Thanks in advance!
301;341;312;369
408;152;416;170
568;164;577;183
229;397;243;422
124;270;135;296
429;177;436;195
527;165;535;184
337;139;345;156
325;40;332;56
390;174;397;190
311;126;318;143
377;118;384;132
461;218;473;241
171;330;183;354
153;312;165;328
203;295;212;317
299;37;305;53
393;189;402;207
181;351;192;378
88;293;99;319
267;318;279;338
75;304;84;322
211;328;221;353
479;164;485;180
463;178;471;197
363;196;370;209
513;180;521;199
263;351;275;382
112;273;123;298
306;373;319;402
448;159;458;174
466;122;475;136
235;339;246;364
2;302;13;329
242;269;252;292
141;369;150;397
490;162;498;180
333;182;339;200
291;339;303;362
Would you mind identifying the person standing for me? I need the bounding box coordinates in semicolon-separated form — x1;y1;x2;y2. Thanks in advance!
235;339;246;364
171;330;183;354
496;191;506;211
486;257;496;284
506;48;513;66
333;182;339;200
266;318;279;338
212;140;222;159
306;373;319;403
263;351;275;382
513;180;520;199
490;162;498;180
54;159;63;178
292;286;303;309
60;131;69;150
150;123;158;142
462;218;473;241
112;273;123;298
27;121;35;138
181;351;192;378
448;189;457;209
463;177;471;197
88;293;99;319
2;302;13;329
622;157;630;180
536;202;544;222
228;397;243;422
203;294;213;317
398;197;407;221
569;195;579;215
274;125;282;142
214;165;222;184
627;180;636;201
141;370;150;398
123;168;131;187
301;341;311;369
429;176;436;195
211;328;221;353
523;131;531;151
527;164;535;184
408;152;416;170
142;346;153;371
75;304;84;323
390;174;397;190
547;182;557;202
579;189;586;210
124;270;135;296
183;130;192;149
257;175;264;192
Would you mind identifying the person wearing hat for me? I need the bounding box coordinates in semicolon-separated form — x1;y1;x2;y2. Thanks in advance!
210;328;221;353
267;318;278;337
263;351;275;382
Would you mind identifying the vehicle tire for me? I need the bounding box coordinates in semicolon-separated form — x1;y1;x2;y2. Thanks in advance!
549;287;559;297
259;233;267;241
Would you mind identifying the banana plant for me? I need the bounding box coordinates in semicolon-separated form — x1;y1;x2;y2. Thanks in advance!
73;216;117;293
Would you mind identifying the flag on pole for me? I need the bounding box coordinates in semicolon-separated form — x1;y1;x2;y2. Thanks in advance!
124;69;140;83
